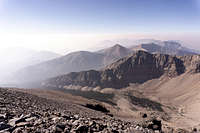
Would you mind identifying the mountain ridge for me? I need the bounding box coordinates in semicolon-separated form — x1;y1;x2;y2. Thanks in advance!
132;40;199;56
42;51;199;90
0;49;61;83
12;40;199;84
13;44;132;83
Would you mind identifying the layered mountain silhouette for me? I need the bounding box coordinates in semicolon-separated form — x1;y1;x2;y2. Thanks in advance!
42;51;200;89
13;40;199;84
0;48;60;83
14;44;132;83
97;44;132;65
131;40;199;56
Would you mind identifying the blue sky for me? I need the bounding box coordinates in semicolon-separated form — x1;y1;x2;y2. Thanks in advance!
1;0;200;33
0;0;199;53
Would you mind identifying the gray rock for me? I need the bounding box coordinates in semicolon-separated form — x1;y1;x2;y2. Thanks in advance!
0;116;5;123
73;120;80;126
75;125;89;133
0;122;11;131
89;121;95;126
34;119;43;126
25;117;37;122
16;122;30;127
12;127;24;133
74;114;79;120
52;117;62;123
0;129;10;133
9;117;26;126
55;124;65;132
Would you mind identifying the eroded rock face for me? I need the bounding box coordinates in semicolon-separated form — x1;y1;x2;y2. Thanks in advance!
43;51;191;89
180;55;200;73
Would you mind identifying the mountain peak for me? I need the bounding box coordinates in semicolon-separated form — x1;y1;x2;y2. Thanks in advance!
98;44;131;56
105;44;127;52
134;50;150;55
112;44;123;48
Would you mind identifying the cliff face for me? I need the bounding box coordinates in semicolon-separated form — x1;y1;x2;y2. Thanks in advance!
179;55;200;73
42;51;200;89
105;51;185;78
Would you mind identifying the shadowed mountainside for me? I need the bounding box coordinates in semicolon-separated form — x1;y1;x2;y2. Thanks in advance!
12;41;199;84
42;51;192;89
13;44;132;83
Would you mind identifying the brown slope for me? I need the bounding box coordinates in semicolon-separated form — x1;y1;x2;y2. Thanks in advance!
128;72;200;129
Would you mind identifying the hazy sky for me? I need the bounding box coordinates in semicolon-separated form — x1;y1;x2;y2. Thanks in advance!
0;0;200;53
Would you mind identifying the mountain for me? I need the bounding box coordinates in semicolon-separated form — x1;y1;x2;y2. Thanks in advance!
0;48;60;83
42;51;200;90
131;40;199;56
130;39;165;46
97;44;132;65
22;51;61;66
0;47;60;68
13;44;132;83
11;40;199;84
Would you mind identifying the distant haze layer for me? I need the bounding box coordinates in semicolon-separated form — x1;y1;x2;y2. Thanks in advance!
0;33;199;54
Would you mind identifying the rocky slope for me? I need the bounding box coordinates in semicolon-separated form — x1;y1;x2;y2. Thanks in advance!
0;87;169;133
43;51;193;89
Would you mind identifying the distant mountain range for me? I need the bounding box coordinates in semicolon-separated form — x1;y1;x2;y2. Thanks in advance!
131;40;199;56
12;40;200;84
42;50;200;90
0;48;60;83
13;44;132;83
0;47;61;67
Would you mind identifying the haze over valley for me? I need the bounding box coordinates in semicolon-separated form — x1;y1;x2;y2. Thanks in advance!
0;0;200;132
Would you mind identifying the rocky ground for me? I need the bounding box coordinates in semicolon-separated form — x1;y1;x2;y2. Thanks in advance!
0;87;171;133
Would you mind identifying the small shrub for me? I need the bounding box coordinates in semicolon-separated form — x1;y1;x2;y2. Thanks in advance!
85;104;110;113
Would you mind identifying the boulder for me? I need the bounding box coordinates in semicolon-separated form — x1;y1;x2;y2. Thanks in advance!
147;119;162;131
0;122;12;131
